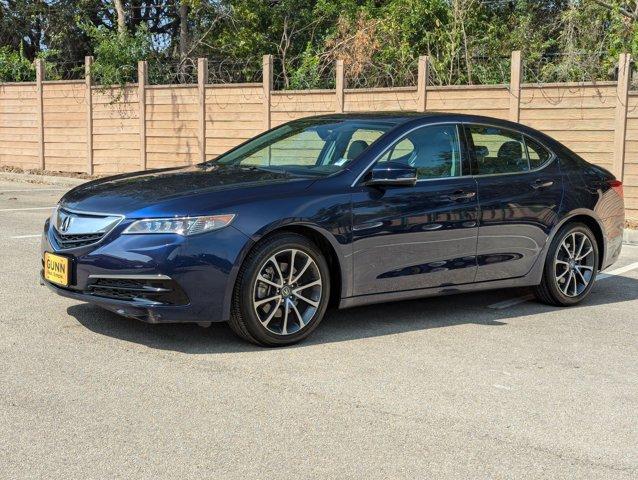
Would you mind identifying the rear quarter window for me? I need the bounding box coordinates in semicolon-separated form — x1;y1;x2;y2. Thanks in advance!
525;136;553;169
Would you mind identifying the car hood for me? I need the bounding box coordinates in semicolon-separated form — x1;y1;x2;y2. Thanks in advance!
60;165;318;217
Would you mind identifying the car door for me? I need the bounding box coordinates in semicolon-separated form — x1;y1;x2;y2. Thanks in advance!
351;123;479;296
464;123;564;282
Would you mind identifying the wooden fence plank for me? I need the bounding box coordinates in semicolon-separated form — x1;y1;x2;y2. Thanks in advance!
138;61;147;170
263;55;273;130
613;53;631;180
335;60;344;113
417;56;429;112
85;56;94;174
509;51;521;122
198;57;207;164
35;59;45;169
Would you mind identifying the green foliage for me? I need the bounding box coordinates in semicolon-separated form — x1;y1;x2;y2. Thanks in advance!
3;0;638;87
83;22;154;86
0;44;35;82
289;45;326;89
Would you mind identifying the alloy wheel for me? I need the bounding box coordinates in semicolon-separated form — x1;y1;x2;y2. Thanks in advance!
554;231;595;297
252;248;323;335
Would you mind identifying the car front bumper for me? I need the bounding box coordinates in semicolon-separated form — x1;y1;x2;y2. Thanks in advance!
40;218;252;323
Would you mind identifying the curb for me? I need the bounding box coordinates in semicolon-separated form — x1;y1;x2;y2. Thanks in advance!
624;228;638;246
0;172;88;188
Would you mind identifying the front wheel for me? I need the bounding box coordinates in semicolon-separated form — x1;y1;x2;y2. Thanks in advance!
229;233;330;346
534;223;599;306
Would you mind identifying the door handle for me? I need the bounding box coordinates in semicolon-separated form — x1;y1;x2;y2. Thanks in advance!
448;190;476;201
530;179;554;189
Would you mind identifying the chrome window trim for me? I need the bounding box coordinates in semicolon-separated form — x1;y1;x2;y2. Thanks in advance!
467;154;557;179
462;121;557;178
351;121;466;187
50;206;125;252
352;120;559;187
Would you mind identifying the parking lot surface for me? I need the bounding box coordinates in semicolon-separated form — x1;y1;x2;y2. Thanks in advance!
1;178;637;479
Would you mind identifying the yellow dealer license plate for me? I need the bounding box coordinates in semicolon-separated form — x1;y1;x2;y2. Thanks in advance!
44;252;70;287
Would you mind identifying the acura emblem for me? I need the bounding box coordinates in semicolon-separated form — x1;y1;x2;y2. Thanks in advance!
60;214;71;232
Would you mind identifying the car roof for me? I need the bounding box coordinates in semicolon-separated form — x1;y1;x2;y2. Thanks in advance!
304;111;514;126
303;111;554;143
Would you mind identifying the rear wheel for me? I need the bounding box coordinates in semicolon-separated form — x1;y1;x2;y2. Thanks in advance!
534;223;598;306
229;233;330;346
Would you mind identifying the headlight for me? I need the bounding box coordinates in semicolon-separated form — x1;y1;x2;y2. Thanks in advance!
123;214;235;236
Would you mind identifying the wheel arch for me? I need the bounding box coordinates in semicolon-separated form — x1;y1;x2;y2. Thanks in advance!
547;210;606;270
222;222;347;321
272;224;344;309
524;209;606;287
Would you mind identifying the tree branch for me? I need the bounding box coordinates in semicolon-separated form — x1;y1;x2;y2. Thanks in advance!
592;0;637;20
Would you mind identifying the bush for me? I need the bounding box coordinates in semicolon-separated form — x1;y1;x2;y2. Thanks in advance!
83;23;154;86
0;45;35;82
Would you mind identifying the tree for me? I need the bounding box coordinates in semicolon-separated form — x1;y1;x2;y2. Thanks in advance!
1;0;636;86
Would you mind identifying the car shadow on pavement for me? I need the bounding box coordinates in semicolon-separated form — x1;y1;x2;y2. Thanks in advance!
67;291;507;354
67;273;638;354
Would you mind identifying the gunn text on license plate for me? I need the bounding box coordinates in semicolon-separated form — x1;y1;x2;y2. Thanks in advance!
44;252;70;287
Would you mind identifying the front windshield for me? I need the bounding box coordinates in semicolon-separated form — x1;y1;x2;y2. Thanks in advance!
211;118;398;176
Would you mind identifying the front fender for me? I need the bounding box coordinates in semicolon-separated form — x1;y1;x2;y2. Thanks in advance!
218;183;355;320
221;213;353;321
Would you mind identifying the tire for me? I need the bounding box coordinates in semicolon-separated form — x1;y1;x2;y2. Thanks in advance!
533;222;599;306
228;233;330;346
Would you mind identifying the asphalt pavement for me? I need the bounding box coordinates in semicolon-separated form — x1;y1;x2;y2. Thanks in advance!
1;178;637;479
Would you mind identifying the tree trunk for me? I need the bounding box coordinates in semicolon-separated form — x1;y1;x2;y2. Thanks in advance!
179;2;189;60
177;2;190;82
114;0;126;36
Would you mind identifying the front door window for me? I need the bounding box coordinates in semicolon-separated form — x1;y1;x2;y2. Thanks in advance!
378;124;463;180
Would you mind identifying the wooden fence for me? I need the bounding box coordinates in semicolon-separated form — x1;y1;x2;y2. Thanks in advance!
0;52;636;220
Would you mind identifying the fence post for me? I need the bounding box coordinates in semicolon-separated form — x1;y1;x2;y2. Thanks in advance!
509;50;522;123
335;59;345;113
85;56;94;175
613;53;631;181
35;59;45;170
263;55;273;130
417;55;429;112
138;60;147;170
198;57;208;164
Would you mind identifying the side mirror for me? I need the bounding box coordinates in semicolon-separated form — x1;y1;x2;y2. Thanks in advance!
365;161;417;187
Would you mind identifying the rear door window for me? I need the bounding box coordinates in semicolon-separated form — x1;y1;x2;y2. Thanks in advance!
467;125;528;175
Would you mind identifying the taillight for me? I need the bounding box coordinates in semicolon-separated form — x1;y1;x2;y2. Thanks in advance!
609;179;623;198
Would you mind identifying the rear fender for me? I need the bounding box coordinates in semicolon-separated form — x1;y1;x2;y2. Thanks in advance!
526;209;606;284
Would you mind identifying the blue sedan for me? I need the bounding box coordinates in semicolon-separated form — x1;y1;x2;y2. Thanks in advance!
41;112;625;346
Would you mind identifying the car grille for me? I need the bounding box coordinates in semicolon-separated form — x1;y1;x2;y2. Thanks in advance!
52;231;106;249
51;208;123;250
86;277;189;305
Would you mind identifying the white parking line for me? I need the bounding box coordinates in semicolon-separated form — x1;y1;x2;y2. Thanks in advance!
488;261;638;310
597;261;638;279
0;206;54;212
10;234;41;239
0;188;67;193
488;294;535;310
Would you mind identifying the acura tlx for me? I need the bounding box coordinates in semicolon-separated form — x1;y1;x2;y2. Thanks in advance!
41;112;625;346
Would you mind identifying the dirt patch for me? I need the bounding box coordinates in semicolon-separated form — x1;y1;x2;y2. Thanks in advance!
0;165;102;180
